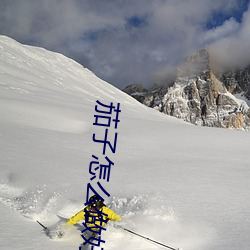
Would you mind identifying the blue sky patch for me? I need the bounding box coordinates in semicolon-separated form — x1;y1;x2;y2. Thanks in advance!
126;15;148;28
206;0;249;29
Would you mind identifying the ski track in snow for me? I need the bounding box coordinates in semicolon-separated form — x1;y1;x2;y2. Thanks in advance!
0;179;212;250
0;181;63;221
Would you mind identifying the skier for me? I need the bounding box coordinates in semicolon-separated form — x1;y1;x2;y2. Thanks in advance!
66;195;122;233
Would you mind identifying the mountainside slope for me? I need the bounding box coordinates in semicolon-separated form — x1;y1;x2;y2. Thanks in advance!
0;36;250;250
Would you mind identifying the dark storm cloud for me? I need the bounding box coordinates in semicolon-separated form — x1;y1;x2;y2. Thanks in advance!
0;0;249;89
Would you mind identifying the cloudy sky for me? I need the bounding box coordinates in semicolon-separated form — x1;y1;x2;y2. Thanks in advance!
0;0;249;89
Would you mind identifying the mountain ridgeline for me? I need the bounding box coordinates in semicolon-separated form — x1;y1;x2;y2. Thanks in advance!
123;49;250;130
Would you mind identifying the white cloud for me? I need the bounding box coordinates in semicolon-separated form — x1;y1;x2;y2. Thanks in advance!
209;5;250;68
0;0;249;88
200;18;240;45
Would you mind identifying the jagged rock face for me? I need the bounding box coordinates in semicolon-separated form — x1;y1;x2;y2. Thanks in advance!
123;84;147;103
123;49;250;130
217;66;250;99
123;83;146;95
162;74;249;128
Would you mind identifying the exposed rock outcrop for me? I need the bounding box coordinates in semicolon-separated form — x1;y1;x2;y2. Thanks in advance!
123;49;250;130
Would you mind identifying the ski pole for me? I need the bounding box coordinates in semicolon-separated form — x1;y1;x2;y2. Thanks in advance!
121;227;180;250
37;220;48;230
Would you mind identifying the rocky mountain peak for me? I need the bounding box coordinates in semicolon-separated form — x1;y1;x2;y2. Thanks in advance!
177;49;210;78
123;49;250;130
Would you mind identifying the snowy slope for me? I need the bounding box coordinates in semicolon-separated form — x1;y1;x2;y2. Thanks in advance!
0;36;250;250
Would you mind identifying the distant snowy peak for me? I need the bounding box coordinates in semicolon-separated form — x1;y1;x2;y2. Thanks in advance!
217;66;250;101
123;49;250;130
179;48;250;100
177;49;210;79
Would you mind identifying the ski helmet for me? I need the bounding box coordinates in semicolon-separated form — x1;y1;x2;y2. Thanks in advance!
89;195;103;210
89;195;100;203
92;200;103;210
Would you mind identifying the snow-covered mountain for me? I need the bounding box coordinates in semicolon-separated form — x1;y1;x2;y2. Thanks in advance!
124;49;250;130
217;65;250;100
0;36;250;250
